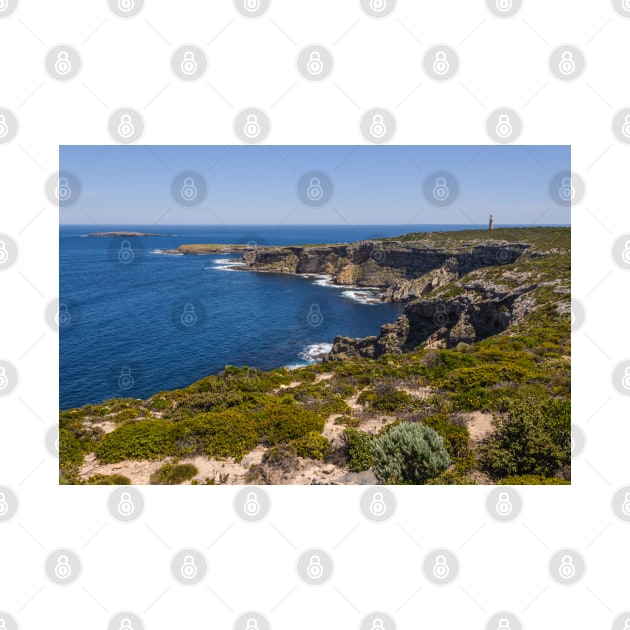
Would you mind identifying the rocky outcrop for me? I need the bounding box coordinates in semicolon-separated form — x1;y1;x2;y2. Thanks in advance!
240;241;530;297
329;281;538;358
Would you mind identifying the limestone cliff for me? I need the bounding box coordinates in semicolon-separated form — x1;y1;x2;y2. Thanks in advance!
173;227;569;358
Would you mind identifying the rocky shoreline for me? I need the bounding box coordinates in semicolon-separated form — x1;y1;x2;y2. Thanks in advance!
163;229;565;359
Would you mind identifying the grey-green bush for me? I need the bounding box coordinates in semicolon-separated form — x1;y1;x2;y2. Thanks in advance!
372;422;450;484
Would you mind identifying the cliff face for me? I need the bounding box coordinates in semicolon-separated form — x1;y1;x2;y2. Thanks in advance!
242;241;530;300
173;228;569;358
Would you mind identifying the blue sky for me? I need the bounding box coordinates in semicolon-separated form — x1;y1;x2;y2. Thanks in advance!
60;145;570;226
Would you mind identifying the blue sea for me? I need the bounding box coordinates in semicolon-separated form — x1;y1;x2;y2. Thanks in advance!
60;224;506;409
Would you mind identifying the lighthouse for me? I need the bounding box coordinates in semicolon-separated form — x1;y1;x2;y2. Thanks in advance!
489;214;494;230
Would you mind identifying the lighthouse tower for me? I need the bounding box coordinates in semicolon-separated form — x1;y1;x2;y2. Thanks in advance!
489;214;494;230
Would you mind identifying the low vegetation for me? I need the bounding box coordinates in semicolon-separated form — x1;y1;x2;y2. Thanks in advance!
60;228;570;486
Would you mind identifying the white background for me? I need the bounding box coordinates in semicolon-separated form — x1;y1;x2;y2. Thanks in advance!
0;0;628;628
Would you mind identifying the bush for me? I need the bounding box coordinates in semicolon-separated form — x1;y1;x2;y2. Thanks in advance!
95;420;176;463
372;422;450;484
150;463;198;485
498;475;570;485
292;432;331;460
421;414;471;460
358;384;415;413
84;474;131;485
480;397;570;480
173;410;260;461
262;443;298;471
344;428;374;472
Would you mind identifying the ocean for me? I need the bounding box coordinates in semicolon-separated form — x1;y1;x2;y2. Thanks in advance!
60;224;503;409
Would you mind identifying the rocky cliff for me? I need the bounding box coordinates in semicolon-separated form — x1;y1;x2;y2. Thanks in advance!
174;227;570;358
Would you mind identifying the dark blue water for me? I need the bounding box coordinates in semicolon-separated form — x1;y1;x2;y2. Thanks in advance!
59;224;486;409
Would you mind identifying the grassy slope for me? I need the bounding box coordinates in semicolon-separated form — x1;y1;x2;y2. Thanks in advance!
60;227;570;485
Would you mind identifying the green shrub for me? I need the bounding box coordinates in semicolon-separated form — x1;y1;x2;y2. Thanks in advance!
498;475;570;485
173;410;260;461
372;422;450;484
480;397;570;480
256;403;325;446
95;420;176;463
84;474;131;485
344;428;374;472
150;463;198;485
292;432;331;460
421;414;471;460
358;384;415;413
262;443;298;470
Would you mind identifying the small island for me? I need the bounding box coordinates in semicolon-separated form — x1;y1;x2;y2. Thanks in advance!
87;231;173;237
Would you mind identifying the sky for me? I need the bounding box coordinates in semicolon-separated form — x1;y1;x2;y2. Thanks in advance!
59;145;570;226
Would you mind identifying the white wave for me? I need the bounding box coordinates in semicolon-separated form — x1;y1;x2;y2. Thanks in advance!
209;257;246;271
297;342;333;363
151;249;182;255
341;289;382;304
